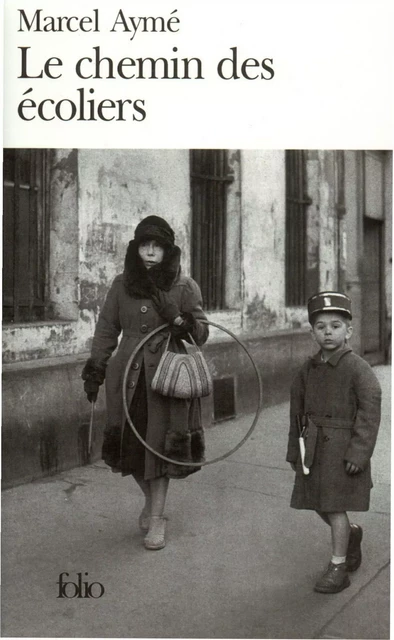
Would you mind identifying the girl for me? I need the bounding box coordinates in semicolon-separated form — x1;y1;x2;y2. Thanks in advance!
82;216;209;550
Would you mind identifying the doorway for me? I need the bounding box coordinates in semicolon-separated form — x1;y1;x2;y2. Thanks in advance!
361;216;385;363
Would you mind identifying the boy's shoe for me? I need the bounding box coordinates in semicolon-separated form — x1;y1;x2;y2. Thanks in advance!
347;524;363;572
314;562;350;593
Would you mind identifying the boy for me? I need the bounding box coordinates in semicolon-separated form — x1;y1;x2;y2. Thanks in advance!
286;292;381;593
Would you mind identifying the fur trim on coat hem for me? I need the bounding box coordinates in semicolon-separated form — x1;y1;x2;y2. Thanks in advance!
164;428;205;479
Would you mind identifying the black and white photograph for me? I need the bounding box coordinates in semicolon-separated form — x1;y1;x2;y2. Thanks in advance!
2;1;393;639
1;148;391;638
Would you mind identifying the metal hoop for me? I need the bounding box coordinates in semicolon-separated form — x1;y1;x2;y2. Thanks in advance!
122;320;263;466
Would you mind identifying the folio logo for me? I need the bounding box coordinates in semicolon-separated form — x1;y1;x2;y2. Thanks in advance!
57;572;105;598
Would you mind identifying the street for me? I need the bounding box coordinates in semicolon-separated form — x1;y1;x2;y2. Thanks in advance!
1;365;390;639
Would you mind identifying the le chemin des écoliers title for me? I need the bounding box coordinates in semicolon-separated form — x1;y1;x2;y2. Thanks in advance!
16;7;275;123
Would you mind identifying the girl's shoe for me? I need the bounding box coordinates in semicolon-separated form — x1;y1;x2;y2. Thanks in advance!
144;516;166;550
138;509;150;533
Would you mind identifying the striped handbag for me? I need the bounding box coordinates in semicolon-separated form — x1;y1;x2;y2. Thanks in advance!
151;333;213;399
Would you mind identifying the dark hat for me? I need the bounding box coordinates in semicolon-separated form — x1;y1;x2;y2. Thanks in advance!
134;215;175;247
308;291;352;322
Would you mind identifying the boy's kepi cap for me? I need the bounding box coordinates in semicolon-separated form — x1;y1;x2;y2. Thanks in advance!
308;291;352;322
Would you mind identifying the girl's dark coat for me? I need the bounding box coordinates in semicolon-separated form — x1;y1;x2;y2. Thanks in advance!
286;348;381;512
85;247;209;480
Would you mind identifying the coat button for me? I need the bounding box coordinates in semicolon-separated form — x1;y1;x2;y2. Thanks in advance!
141;325;148;333
324;435;330;442
128;381;135;388
141;306;148;313
132;362;139;370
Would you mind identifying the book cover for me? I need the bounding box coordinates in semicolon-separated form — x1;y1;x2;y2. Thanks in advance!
2;1;392;638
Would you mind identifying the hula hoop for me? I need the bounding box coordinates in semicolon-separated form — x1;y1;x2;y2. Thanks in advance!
122;320;262;467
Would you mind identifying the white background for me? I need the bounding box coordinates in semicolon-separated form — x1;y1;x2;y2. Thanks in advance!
3;0;394;149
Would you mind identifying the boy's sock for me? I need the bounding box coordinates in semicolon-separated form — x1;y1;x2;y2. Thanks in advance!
331;555;347;565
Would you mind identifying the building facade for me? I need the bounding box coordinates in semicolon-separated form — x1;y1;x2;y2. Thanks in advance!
3;149;392;486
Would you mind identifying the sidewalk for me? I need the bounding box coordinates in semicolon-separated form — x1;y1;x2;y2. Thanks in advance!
2;366;390;639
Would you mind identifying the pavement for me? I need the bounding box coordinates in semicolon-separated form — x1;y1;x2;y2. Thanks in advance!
1;365;390;639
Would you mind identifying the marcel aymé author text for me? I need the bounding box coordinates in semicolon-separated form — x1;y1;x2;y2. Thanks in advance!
18;8;180;41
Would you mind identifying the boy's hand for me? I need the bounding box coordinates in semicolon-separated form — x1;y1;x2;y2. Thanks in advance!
345;461;362;475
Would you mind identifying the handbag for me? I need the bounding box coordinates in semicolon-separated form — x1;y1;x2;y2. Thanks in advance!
151;333;213;399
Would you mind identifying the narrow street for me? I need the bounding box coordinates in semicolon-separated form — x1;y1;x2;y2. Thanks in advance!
2;365;390;639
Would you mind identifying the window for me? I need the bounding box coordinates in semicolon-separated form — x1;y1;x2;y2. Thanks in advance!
285;150;312;306
190;149;234;310
3;149;50;322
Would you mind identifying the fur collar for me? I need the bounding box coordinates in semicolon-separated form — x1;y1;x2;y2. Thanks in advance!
123;240;181;298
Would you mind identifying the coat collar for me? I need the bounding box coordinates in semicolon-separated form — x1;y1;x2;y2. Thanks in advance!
310;346;353;367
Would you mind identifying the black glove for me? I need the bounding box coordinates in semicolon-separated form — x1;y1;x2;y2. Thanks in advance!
151;289;181;324
84;379;99;403
170;312;196;339
81;358;106;403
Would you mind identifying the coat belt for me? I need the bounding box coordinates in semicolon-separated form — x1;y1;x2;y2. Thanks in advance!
122;330;147;337
308;415;354;429
302;415;354;469
122;329;169;353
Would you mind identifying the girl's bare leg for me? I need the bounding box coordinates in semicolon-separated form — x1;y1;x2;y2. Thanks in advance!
132;476;152;532
144;477;170;550
134;476;152;514
149;476;170;516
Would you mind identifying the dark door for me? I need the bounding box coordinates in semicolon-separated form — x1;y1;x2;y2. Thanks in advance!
362;216;385;364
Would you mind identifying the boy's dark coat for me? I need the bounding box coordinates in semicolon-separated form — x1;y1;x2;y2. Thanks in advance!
287;348;381;512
